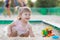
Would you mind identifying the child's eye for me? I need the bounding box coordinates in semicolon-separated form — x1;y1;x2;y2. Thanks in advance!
25;14;31;16
29;14;31;16
25;14;27;15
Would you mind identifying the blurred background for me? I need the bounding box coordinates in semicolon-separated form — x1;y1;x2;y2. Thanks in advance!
0;0;60;15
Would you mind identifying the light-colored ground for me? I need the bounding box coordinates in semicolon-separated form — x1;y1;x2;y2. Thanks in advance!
0;22;60;40
0;15;60;40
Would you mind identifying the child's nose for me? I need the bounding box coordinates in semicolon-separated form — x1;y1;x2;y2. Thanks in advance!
27;15;30;17
26;15;30;18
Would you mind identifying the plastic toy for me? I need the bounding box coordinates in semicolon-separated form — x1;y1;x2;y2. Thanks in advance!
42;26;54;37
42;30;48;37
52;35;59;39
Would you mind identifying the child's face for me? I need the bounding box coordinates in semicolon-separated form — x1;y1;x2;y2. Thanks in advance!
21;11;31;22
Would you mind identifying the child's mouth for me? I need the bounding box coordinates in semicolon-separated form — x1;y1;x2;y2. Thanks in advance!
26;18;30;20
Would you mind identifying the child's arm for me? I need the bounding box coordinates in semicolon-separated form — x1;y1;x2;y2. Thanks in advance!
29;27;35;37
7;23;17;37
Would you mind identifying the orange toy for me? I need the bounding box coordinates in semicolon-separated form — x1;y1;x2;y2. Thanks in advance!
45;26;54;37
47;30;54;37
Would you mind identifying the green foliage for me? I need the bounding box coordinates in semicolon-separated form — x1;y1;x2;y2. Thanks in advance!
56;1;60;7
35;0;57;8
0;1;4;7
27;0;34;7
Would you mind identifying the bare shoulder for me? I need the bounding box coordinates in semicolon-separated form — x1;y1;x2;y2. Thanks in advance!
8;21;17;29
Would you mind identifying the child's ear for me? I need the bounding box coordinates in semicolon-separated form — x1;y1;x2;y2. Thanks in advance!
18;13;21;18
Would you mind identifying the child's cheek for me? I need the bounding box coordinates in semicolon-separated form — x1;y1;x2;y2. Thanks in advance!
22;14;25;17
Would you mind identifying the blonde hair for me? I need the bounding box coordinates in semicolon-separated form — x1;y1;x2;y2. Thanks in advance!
18;7;31;20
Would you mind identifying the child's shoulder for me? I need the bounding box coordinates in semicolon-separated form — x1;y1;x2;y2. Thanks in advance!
8;20;19;29
9;20;19;26
12;20;22;26
14;19;19;22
